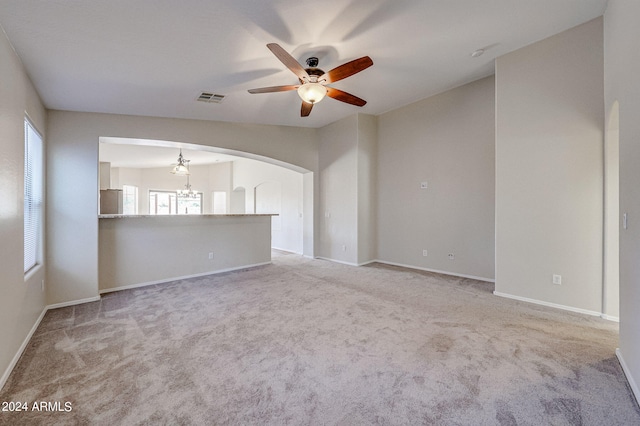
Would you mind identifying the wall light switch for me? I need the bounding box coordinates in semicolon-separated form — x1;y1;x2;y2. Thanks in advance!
420;181;428;189
623;213;628;230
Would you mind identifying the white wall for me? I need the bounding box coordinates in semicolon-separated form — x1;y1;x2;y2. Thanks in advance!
318;115;359;264
316;114;378;265
0;25;47;387
208;162;233;213
604;0;640;401
233;158;304;254
357;115;377;265
603;102;620;320
99;215;272;291
495;18;604;313
377;77;495;280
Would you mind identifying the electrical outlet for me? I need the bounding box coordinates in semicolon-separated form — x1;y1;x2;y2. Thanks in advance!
420;181;428;189
448;253;455;260
423;249;428;257
553;274;562;285
208;252;214;260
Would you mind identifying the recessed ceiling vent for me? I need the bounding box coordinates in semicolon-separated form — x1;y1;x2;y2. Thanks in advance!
197;92;225;103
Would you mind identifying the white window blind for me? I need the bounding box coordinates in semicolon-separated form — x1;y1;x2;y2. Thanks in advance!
24;119;43;274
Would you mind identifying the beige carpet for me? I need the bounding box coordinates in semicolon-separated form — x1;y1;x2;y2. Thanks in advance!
1;252;639;425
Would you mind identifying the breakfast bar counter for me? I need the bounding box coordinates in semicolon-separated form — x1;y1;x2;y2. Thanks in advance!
98;214;275;293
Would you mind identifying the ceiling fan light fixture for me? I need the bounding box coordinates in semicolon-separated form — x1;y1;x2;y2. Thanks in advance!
297;82;327;104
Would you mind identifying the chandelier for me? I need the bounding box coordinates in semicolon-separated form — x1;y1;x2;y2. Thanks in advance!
177;174;198;199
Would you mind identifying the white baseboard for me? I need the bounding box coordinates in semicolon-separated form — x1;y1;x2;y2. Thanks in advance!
0;307;47;391
374;260;495;283
616;348;640;406
99;261;272;295
493;291;602;317
271;247;302;255
0;294;101;391
601;314;620;322
315;257;360;267
47;296;101;310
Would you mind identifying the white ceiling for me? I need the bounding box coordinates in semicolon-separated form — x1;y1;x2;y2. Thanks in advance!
0;0;608;129
99;138;239;168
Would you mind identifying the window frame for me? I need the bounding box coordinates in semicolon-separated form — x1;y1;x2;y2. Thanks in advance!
24;117;44;276
149;190;203;215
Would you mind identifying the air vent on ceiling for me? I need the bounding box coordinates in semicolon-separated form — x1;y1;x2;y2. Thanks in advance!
197;92;225;103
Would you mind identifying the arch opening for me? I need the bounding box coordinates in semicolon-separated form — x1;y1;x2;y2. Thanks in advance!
98;137;314;257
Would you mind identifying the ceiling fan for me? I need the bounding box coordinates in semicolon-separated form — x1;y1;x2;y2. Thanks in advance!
248;43;373;117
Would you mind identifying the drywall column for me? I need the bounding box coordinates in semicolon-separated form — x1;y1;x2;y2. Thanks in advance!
495;18;604;313
604;0;640;402
0;25;47;388
318;114;377;265
318;115;359;264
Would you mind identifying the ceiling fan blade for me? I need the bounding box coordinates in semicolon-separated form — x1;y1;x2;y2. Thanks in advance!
267;43;310;81
326;87;367;107
321;56;373;84
301;101;313;117
248;85;299;94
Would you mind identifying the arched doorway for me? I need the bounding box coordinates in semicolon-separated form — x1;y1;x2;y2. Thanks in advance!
99;137;313;257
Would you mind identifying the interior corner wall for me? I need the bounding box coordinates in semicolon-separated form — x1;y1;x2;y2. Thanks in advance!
376;76;495;280
318;115;359;264
0;25;47;387
495;18;604;312
357;114;377;265
604;0;640;401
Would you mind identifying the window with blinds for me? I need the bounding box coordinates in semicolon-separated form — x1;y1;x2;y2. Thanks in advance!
24;118;43;274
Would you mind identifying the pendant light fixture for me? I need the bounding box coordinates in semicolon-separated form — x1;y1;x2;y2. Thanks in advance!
170;149;190;175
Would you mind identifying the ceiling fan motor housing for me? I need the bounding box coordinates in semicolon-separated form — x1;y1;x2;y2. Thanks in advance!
301;57;325;83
